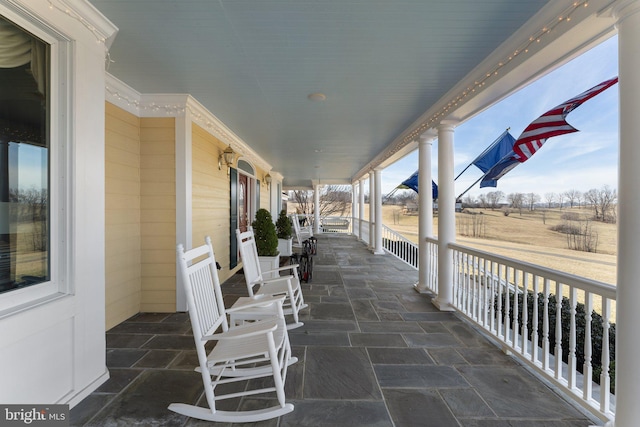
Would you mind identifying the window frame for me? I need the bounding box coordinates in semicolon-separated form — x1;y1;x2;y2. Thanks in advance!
0;9;71;316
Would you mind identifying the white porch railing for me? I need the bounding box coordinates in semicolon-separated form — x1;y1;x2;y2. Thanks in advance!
380;225;419;269
449;242;616;423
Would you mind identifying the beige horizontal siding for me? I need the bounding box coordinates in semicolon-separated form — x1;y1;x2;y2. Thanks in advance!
105;102;142;330
140;117;176;313
191;124;236;282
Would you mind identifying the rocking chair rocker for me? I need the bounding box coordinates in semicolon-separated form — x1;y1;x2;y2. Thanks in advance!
168;236;297;423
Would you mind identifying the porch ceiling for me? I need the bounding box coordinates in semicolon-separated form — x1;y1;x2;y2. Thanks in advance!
90;0;609;188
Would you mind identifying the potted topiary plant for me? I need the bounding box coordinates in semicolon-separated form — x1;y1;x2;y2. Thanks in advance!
252;208;279;278
275;209;293;256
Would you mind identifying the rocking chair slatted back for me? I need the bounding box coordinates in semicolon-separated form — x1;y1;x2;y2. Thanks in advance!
289;214;313;248
178;237;228;340
236;227;263;295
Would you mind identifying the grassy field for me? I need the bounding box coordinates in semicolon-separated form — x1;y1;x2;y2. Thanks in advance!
372;204;617;285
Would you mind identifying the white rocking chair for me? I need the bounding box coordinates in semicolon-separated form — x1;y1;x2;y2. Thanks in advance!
236;227;308;330
290;213;313;249
169;236;297;423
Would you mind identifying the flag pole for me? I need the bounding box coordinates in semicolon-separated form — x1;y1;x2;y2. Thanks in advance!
454;128;510;181
383;187;399;201
456;175;485;200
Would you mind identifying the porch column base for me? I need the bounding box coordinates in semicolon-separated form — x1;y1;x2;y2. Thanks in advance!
432;298;455;312
413;283;429;294
372;249;384;255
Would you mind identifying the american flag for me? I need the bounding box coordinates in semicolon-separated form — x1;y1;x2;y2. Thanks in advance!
512;77;618;162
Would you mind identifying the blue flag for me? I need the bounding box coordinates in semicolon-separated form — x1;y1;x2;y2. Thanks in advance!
400;171;438;199
479;153;520;188
472;130;516;173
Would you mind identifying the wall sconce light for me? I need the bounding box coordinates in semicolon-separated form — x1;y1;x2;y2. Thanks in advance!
264;173;272;189
218;145;236;171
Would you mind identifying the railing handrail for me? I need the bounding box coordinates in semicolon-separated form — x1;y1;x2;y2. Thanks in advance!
448;242;616;300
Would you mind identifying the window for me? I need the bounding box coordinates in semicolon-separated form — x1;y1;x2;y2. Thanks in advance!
0;16;50;295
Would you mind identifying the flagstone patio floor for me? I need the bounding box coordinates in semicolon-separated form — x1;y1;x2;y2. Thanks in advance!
70;234;599;426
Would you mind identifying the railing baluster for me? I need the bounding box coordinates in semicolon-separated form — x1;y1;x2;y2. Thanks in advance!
512;268;519;351
568;286;577;390
482;257;489;328
489;261;496;334
497;262;504;340
521;271;529;357
531;275;539;365
452;249;459;306
504;266;511;346
475;257;480;323
554;280;563;381
583;291;593;401
470;255;475;317
600;299;611;414
543;278;550;371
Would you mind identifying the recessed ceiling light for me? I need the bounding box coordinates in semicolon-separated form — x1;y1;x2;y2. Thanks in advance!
307;93;326;101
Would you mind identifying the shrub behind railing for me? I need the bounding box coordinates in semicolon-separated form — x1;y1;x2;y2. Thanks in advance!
496;290;616;393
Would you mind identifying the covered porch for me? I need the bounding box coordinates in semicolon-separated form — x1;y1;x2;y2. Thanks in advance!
71;234;593;426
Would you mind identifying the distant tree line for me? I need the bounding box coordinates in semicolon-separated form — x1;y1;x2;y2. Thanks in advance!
461;185;617;224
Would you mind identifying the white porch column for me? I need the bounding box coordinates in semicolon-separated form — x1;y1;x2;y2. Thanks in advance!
351;183;358;237
373;168;384;254
314;184;321;234
611;2;640;427
368;171;375;250
433;120;457;311
359;179;366;243
415;131;436;293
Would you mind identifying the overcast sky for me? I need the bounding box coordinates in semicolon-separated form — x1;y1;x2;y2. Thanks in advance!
381;35;619;200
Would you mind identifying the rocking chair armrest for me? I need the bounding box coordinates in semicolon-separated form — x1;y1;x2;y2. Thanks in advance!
202;318;279;341
225;295;285;312
249;275;294;287
261;264;300;275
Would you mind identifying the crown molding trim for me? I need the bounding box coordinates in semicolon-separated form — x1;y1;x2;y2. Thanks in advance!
105;74;272;171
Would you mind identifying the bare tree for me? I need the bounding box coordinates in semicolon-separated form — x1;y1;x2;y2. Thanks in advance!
289;190;313;215
396;190;417;206
289;185;353;218
486;191;504;210
507;192;525;215
544;192;556;209
319;185;352;217
525;192;540;211
584;186;617;222
564;189;581;209
462;194;476;208
597;185;617;223
477;193;488;209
